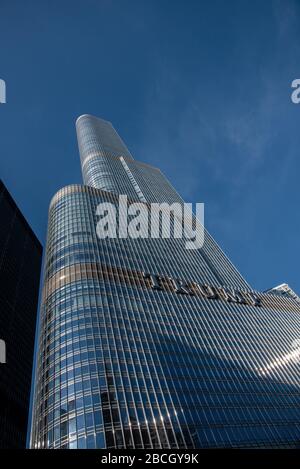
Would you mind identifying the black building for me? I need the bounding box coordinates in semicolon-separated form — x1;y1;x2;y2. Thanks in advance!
0;180;42;448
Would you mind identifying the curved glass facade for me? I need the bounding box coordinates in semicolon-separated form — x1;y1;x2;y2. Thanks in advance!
31;115;300;449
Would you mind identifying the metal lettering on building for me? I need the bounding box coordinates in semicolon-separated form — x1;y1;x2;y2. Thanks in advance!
143;272;261;307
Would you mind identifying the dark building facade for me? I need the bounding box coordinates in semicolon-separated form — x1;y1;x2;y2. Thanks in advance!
31;115;300;449
0;180;42;448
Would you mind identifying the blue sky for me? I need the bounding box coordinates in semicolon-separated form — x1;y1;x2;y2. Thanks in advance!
0;0;300;293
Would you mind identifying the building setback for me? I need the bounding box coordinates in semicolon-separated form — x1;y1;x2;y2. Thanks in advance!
31;115;300;449
0;180;42;448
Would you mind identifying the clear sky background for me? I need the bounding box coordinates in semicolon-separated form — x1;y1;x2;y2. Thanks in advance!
0;0;300;293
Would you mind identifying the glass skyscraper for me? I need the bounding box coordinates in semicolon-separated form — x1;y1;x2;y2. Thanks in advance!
0;180;42;448
31;114;300;449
